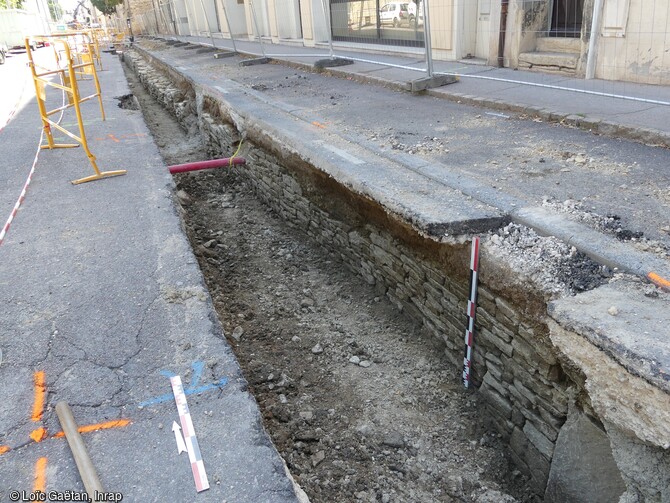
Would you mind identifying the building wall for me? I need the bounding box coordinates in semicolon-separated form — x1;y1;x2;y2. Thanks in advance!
501;0;670;84
430;0;454;56
137;0;670;85
594;0;670;84
123;0;160;35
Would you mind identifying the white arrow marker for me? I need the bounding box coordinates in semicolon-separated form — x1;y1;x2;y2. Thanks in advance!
172;421;187;454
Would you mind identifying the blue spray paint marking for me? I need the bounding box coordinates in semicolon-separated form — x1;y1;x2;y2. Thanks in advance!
139;361;228;407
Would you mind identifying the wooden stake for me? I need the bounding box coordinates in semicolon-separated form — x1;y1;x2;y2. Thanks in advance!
55;402;105;500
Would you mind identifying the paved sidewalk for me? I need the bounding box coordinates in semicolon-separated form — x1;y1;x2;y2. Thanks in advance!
0;50;300;502
156;34;670;148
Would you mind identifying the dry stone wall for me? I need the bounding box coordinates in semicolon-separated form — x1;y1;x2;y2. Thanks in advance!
126;48;668;501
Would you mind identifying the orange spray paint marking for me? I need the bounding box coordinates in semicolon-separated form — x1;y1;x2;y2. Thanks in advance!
107;134;120;143
52;418;131;438
34;457;47;492
0;370;130;482
311;121;326;129
30;427;48;443
31;371;46;422
648;272;670;291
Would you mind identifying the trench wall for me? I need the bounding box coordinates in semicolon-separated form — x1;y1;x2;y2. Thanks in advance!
126;48;669;501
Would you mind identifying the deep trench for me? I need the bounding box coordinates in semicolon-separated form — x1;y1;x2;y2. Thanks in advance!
122;55;542;503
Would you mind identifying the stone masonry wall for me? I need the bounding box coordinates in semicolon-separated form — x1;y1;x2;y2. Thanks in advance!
127;50;579;495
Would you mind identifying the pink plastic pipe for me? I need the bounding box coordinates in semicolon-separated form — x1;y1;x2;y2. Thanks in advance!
168;157;246;174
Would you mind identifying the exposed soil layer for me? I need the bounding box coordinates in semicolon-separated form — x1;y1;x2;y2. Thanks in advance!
123;59;538;502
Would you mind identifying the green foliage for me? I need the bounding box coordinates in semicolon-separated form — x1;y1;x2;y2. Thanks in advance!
90;0;122;16
0;0;26;9
47;0;62;21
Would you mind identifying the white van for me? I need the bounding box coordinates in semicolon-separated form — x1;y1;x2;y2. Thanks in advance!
379;3;411;27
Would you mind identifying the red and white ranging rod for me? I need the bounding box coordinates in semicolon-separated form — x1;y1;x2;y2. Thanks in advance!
170;376;210;492
462;237;480;388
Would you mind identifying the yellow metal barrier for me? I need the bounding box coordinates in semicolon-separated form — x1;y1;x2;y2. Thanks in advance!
50;31;103;76
111;32;126;49
75;29;104;72
87;29;104;71
26;33;126;185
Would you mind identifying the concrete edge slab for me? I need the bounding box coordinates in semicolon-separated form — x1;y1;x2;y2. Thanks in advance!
548;282;670;396
134;45;507;238
239;57;271;67
548;318;670;449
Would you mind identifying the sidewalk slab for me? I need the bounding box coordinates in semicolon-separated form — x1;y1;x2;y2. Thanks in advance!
136;45;508;238
0;51;299;502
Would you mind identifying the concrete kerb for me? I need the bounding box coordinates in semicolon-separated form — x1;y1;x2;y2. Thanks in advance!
134;42;670;290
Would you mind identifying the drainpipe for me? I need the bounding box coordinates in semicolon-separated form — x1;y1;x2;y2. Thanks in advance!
585;0;604;79
168;157;246;174
497;0;508;67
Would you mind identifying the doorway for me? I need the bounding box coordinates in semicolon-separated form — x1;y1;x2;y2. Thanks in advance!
549;0;583;37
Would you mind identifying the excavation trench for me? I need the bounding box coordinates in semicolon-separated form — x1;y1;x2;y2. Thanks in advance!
123;53;530;503
122;45;670;503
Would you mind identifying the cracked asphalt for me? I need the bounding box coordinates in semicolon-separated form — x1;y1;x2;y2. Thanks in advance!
0;50;298;502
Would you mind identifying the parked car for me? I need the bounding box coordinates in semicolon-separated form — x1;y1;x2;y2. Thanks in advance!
379;3;411;27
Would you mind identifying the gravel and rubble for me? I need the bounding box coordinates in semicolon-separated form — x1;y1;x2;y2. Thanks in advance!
485;223;614;296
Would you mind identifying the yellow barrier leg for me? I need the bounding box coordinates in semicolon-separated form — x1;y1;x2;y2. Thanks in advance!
64;44;125;185
26;41;58;149
87;44;106;122
41;71;78;149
